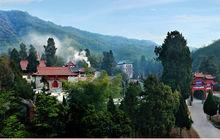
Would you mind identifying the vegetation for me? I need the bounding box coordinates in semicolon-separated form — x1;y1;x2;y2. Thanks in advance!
0;30;201;138
155;30;193;131
203;92;218;118
192;40;220;81
27;45;38;73
101;50;117;76
0;10;156;61
155;30;192;99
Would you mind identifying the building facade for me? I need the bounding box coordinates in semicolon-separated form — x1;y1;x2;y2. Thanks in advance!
117;60;133;79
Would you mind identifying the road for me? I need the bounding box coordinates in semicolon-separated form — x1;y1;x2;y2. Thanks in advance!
188;99;220;138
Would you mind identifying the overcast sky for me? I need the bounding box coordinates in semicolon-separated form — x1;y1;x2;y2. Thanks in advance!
1;0;220;48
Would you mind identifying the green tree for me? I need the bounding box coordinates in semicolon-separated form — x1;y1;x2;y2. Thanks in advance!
137;75;179;137
0;56;14;89
101;50;116;76
10;48;21;72
109;110;132;138
155;31;192;99
13;75;34;99
107;96;116;113
81;105;112;137
27;45;38;73
44;38;57;66
120;83;141;131
0;91;12;116
19;43;28;60
175;97;193;136
0;115;28;138
30;93;65;137
203;91;218;119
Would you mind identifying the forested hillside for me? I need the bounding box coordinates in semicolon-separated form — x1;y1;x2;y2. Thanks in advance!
192;40;220;80
0;10;157;61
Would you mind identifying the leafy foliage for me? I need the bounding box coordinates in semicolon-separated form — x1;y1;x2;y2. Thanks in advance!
30;93;65;137
0;115;28;138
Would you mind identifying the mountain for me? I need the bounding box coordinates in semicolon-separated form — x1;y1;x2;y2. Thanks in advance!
0;10;157;61
192;40;220;72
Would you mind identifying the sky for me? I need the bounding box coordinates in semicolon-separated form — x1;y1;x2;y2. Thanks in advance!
1;0;220;48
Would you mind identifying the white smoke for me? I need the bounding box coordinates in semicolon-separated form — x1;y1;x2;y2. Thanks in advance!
23;31;91;67
73;50;91;67
22;32;62;54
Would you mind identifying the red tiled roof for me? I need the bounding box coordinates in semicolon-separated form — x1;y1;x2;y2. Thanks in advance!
205;75;215;79
20;60;28;70
194;72;204;78
194;72;215;79
33;67;78;76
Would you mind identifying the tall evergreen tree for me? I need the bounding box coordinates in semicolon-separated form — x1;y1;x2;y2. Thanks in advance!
10;48;21;72
101;50;116;75
175;97;193;135
27;45;38;73
44;38;57;66
19;43;28;60
155;30;192;99
203;91;218;119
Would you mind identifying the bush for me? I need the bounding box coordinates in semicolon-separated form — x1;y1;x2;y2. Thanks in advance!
194;90;205;100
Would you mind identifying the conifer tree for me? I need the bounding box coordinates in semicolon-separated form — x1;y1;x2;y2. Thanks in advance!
19;43;28;60
27;45;38;73
175;97;193;136
155;30;192;99
10;48;21;72
101;50;116;75
203;91;218;119
44;38;57;66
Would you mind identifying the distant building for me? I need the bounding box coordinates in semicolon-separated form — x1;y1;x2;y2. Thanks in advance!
20;60;86;92
117;60;133;79
191;72;216;98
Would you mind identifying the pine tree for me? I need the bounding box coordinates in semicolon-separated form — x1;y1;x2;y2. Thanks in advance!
101;50;116;75
203;91;218;119
155;30;192;99
10;48;21;72
44;38;57;66
19;43;28;60
27;45;38;73
175;97;193;136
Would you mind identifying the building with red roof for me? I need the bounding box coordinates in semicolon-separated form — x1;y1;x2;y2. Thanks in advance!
20;59;86;91
191;72;216;98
